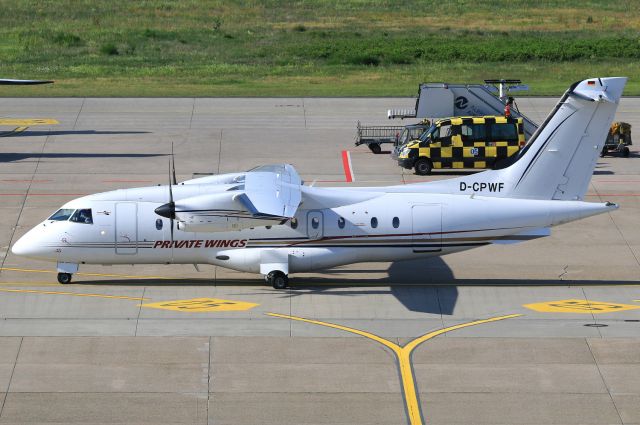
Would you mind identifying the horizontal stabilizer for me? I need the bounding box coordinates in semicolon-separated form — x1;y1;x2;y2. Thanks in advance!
493;227;550;244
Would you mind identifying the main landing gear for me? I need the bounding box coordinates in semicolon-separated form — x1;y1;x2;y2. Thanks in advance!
267;271;289;289
57;272;72;284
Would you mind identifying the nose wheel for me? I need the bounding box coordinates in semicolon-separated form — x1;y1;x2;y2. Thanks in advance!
267;271;288;289
57;273;72;284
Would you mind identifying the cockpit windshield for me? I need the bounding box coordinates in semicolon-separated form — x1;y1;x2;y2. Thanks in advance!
48;208;93;224
48;209;75;221
70;209;93;224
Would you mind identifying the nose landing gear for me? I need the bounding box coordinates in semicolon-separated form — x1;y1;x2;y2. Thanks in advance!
56;262;78;285
57;272;72;284
267;271;289;289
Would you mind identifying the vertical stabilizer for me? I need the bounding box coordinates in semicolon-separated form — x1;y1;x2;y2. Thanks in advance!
411;77;627;200
508;77;626;200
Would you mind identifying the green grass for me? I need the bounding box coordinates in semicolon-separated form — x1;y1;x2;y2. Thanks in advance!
0;0;639;96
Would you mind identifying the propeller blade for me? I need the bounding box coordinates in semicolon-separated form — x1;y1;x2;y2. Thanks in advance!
168;158;175;243
171;142;177;185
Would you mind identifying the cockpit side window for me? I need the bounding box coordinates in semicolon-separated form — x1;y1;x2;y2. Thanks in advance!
48;209;75;221
70;209;93;224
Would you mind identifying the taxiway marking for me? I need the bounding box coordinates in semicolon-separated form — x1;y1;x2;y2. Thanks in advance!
140;297;259;312
267;312;521;425
0;288;147;300
524;299;640;313
341;150;354;183
0;267;174;280
0;118;59;126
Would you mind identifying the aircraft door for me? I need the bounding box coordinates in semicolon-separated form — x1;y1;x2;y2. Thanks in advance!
115;203;138;255
306;211;324;240
411;205;441;252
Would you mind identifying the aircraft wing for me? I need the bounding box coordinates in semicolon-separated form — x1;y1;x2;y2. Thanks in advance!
0;79;54;85
171;164;303;232
238;164;302;218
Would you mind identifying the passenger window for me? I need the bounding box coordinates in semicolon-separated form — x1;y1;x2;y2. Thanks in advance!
371;217;378;228
392;217;400;228
472;124;486;141
436;124;452;146
290;217;298;229
461;125;473;137
439;125;452;138
491;123;518;141
156;219;163;230
69;209;93;224
311;217;319;229
338;217;345;229
48;209;74;221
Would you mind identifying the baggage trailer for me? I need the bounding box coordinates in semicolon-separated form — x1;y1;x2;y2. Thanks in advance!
355;121;432;154
354;121;404;154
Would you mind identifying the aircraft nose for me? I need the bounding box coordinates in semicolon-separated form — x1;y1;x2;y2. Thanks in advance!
11;234;30;256
11;230;43;258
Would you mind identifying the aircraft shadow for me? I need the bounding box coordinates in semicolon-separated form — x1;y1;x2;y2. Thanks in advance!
0;152;165;162
72;256;639;316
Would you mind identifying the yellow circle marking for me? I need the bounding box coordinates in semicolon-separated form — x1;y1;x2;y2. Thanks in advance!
267;312;521;425
0;118;59;126
140;297;259;312
524;299;640;314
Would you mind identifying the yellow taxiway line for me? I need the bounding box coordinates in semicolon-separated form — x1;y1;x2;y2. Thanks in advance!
0;267;174;280
0;118;59;126
0;288;147;301
267;312;522;425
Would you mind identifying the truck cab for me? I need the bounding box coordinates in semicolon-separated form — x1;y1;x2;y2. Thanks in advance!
397;116;525;175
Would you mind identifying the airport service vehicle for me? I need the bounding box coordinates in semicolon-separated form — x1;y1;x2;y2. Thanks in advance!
12;77;625;289
355;120;430;154
397;116;525;175
601;121;632;157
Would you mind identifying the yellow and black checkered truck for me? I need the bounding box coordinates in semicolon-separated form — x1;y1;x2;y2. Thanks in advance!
397;116;525;175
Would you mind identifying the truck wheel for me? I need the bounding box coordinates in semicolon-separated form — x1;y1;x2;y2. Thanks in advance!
600;147;607;157
414;158;432;175
369;143;382;154
623;147;630;157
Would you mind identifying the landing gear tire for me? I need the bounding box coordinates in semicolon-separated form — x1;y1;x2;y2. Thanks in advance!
57;273;72;284
369;143;382;154
414;158;432;175
268;271;288;290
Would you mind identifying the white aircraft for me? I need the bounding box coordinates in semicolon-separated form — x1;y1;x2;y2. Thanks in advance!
12;77;625;289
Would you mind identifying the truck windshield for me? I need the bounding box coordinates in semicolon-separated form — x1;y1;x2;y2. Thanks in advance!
418;125;437;142
48;209;75;221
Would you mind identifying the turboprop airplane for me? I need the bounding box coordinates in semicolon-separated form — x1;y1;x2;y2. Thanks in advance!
11;77;625;289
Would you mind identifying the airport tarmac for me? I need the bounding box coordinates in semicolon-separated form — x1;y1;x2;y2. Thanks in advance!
0;96;638;424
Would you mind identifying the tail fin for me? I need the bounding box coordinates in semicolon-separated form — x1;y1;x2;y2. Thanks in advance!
417;77;626;200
